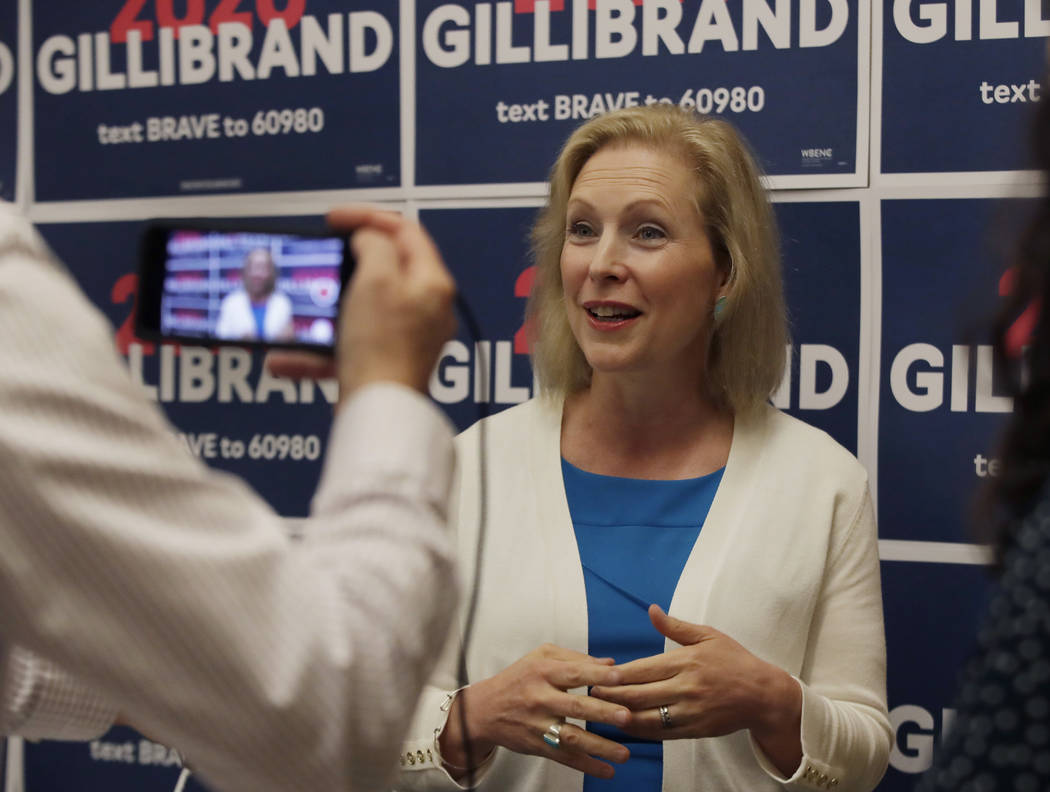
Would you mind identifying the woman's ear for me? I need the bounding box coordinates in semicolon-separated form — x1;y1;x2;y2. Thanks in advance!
714;241;733;290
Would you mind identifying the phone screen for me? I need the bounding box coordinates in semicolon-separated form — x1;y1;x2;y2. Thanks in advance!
147;225;347;350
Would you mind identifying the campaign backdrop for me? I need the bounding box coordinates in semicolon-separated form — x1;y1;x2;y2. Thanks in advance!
420;207;537;431
24;726;211;792
880;561;996;791
775;201;860;453
0;2;15;203
881;0;1045;173
416;0;866;187
878;198;1027;544
10;1;1050;790
32;1;400;201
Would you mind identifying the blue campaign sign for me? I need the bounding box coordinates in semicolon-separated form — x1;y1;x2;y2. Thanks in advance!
879;560;994;790
37;219;336;518
420;207;537;432
774;201;860;454
32;1;400;201
878;198;1028;543
881;0;1046;173
416;0;866;188
24;727;213;792
880;561;995;789
0;3;16;202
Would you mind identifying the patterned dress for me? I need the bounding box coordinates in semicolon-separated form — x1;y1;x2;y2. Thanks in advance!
917;494;1050;791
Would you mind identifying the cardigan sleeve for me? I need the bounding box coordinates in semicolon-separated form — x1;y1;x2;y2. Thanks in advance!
749;489;892;792
394;681;500;790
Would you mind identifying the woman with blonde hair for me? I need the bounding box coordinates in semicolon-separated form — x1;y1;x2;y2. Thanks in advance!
395;104;891;792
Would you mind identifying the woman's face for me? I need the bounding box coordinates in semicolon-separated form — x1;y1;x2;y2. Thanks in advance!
560;142;724;382
243;250;276;300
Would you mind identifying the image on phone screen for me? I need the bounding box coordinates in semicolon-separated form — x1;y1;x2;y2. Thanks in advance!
157;229;345;348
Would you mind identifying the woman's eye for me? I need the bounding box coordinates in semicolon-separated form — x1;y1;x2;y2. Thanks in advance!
637;225;666;241
568;222;595;238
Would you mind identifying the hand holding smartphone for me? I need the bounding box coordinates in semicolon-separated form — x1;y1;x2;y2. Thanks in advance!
138;210;457;401
136;219;353;354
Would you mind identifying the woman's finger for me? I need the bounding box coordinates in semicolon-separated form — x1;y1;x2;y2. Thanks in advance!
593;651;679;688
546;658;623;691
545;749;618;781
534;721;629;778
536;643;617;665
615;702;688;741
589;677;680;712
550;721;630;763
548;690;631;729
648;604;719;646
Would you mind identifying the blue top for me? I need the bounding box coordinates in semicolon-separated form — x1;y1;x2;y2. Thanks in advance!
250;302;267;339
561;459;723;792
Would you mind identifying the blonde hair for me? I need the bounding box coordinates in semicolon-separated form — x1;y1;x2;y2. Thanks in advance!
527;104;787;415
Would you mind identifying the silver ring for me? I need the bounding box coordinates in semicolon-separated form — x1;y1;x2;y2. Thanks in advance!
659;705;672;729
542;722;562;748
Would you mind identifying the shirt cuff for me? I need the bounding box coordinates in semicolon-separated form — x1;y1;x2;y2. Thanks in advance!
312;382;455;519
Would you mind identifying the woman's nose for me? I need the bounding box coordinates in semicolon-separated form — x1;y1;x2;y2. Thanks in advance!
588;233;627;282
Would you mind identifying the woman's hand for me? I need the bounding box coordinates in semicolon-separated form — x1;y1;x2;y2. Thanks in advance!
590;605;803;777
438;644;633;780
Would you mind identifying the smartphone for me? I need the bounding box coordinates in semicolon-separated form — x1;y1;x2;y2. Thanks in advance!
137;219;352;353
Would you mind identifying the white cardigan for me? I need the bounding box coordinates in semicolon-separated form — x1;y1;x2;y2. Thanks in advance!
214;288;293;341
396;398;890;792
